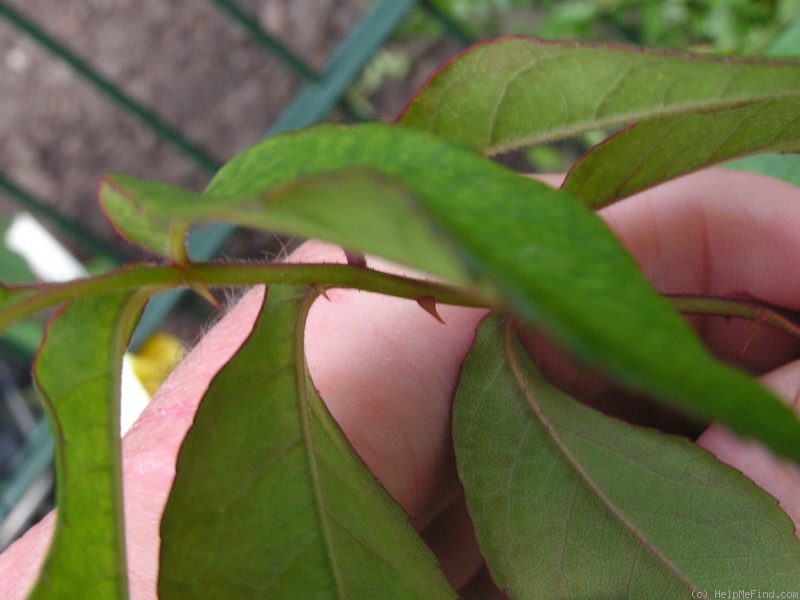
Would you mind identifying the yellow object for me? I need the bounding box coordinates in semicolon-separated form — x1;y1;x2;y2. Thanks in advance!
128;333;186;396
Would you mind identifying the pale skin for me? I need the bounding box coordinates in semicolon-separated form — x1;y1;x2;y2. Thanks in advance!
1;168;799;598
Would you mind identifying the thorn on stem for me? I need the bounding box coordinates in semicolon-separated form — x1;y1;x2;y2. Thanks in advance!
417;296;445;324
191;282;221;310
740;308;767;359
312;284;331;301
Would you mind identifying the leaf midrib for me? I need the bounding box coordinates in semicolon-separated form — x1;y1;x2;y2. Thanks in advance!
462;41;800;154
501;318;698;590
292;290;348;598
484;90;800;155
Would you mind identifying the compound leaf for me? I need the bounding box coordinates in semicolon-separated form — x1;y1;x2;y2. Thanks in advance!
454;314;800;598
102;123;800;462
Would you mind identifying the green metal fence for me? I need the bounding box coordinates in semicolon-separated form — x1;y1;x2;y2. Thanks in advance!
0;0;474;549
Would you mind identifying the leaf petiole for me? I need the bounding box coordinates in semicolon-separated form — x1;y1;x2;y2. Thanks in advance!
667;293;800;340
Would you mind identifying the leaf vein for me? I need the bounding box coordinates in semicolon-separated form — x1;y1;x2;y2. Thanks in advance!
503;319;698;590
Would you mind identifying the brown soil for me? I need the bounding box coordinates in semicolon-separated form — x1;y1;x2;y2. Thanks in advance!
0;1;460;254
0;1;462;337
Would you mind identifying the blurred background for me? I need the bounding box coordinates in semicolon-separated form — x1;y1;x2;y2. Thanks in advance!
0;0;798;551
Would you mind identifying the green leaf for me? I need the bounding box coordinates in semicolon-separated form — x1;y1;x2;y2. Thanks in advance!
397;38;800;154
102;123;800;462
725;153;800;187
159;285;455;599
0;247;36;284
718;20;800;187
0;285;38;333
562;98;800;207
99;176;190;261
454;314;800;598
30;292;146;600
102;168;474;290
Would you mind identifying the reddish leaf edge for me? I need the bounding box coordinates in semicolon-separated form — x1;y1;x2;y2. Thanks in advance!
394;36;800;130
561;119;800;208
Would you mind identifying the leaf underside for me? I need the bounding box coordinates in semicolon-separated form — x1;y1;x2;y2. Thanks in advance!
102;123;800;462
99;178;183;259
397;37;800;155
158;285;455;599
562;97;800;206
30;293;144;600
454;314;800;598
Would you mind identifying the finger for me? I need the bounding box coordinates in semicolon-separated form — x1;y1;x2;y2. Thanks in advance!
289;241;487;525
0;512;55;600
697;359;800;535
599;168;800;373
519;169;800;431
122;288;267;597
525;170;800;379
289;242;489;587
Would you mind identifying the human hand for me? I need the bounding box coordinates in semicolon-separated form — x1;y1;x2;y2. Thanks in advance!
0;168;798;599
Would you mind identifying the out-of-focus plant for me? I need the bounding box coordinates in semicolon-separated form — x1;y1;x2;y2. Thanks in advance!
425;0;800;54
